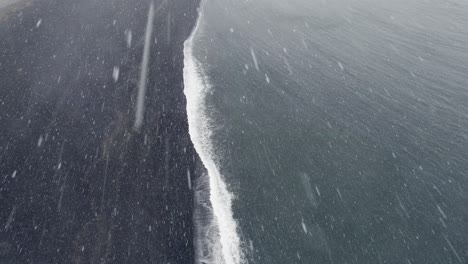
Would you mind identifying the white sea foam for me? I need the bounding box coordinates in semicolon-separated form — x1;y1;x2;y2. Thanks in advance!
183;5;242;264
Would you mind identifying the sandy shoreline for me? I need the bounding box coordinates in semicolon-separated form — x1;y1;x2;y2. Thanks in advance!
0;0;200;262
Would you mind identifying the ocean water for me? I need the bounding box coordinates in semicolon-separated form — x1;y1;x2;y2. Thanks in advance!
184;0;468;263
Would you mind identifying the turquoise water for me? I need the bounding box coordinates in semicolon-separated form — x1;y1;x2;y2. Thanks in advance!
187;0;468;263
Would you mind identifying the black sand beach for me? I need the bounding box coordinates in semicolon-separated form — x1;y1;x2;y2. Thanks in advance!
0;0;200;263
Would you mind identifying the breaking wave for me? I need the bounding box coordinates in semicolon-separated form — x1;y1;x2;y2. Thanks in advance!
183;4;243;264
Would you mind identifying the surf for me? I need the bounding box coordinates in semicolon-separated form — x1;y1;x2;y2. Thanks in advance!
183;3;243;264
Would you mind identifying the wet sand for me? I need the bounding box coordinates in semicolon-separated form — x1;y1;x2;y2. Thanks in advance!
0;0;200;263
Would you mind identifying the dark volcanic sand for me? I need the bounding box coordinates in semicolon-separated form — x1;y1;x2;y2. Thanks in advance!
0;0;200;263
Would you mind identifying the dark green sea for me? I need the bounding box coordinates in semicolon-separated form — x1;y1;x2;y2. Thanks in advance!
184;0;468;263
